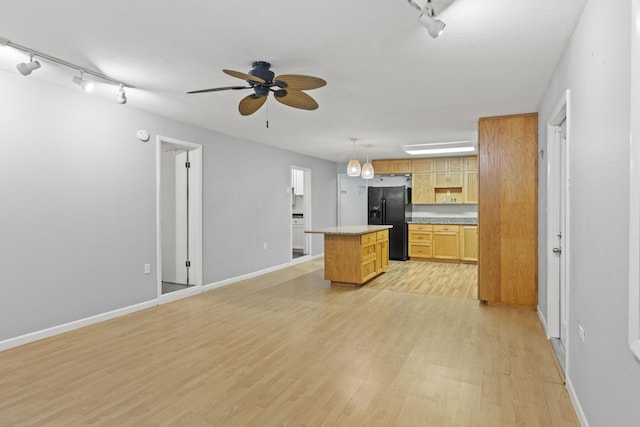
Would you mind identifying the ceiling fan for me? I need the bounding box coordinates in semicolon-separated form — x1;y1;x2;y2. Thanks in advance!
187;61;327;116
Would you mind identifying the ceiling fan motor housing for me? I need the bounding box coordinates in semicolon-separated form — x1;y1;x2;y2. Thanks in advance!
249;61;275;83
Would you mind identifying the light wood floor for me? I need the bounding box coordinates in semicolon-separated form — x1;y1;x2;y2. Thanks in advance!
0;259;577;426
366;260;478;298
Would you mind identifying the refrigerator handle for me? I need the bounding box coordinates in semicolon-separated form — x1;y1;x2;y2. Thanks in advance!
382;199;386;223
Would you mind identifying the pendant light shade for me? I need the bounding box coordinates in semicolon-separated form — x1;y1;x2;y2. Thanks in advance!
361;146;374;179
347;138;361;176
361;161;374;179
347;157;362;176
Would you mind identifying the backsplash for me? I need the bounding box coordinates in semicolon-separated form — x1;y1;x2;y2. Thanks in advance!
411;203;477;218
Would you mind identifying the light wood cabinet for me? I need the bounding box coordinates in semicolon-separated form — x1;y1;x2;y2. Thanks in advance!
463;170;479;203
376;230;389;272
478;113;538;307
434;158;464;188
460;225;478;261
408;223;433;259
323;229;390;286
410;155;476;204
372;159;411;175
464;156;478;171
411;158;433;173
433;225;460;260
412;173;435;204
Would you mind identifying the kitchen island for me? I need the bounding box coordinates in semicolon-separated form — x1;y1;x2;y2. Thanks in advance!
306;225;392;287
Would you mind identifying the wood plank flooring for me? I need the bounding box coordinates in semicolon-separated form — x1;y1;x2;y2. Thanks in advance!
366;260;477;298
0;259;577;426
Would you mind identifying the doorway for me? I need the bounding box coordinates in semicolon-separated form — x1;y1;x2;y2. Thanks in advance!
291;166;311;260
546;90;571;374
157;136;202;300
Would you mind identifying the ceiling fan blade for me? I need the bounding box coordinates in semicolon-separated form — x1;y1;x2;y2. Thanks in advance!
274;89;319;110
238;94;267;116
223;69;266;84
186;86;250;94
274;75;327;90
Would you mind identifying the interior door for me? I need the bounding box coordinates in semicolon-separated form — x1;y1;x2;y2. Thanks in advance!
558;119;568;347
161;148;190;287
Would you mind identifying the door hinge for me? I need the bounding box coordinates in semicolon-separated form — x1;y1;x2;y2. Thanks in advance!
185;161;191;168
185;260;191;267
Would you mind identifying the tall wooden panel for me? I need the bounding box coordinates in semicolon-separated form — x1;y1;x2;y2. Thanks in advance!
478;113;538;307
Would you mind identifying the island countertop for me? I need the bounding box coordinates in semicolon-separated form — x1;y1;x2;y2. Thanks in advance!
305;225;393;235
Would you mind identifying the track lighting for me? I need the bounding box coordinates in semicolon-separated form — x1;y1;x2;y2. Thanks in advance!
418;9;446;38
116;84;127;104
16;55;41;76
1;36;133;103
347;138;362;176
72;72;94;92
407;0;446;38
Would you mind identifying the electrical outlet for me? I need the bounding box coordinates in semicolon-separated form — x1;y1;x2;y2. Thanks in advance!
578;324;585;342
144;264;150;274
263;242;268;250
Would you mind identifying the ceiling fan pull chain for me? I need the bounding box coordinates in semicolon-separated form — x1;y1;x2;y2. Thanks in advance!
266;99;269;128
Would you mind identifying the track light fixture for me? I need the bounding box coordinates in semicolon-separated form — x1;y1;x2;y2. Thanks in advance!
1;36;133;103
116;84;127;104
16;55;41;76
407;0;446;38
72;72;95;92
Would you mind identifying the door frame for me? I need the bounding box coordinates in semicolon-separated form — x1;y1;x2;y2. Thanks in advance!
546;90;571;347
290;165;312;259
157;136;203;303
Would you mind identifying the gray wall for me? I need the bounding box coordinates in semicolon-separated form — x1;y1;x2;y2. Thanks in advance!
0;70;336;342
538;0;640;425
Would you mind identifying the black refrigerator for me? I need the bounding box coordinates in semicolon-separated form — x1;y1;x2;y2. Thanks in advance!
368;186;411;260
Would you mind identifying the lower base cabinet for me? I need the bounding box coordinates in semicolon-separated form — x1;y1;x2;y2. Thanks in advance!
324;229;389;286
433;225;460;260
408;223;477;263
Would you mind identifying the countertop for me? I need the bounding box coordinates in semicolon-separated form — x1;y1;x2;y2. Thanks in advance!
306;225;393;235
408;217;478;225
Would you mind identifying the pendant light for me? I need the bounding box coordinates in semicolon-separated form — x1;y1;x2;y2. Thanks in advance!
347;138;361;176
361;146;375;179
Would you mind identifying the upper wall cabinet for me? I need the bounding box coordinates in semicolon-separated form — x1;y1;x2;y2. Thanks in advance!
434;157;464;188
291;169;304;196
412;156;477;205
372;159;412;175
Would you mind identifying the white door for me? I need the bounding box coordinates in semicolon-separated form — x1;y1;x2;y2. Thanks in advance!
161;148;190;285
558;119;568;347
158;137;203;298
546;92;570;361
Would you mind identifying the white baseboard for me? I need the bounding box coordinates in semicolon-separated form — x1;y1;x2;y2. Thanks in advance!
0;299;157;352
537;305;550;338
566;378;590;427
1;255;325;353
203;253;324;292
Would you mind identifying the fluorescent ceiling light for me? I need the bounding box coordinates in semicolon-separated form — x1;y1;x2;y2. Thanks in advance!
402;141;477;156
403;146;476;155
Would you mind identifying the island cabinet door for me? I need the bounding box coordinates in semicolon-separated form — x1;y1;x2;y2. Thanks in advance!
360;232;378;282
376;230;389;272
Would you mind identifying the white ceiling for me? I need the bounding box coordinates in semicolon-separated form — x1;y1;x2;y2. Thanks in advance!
0;0;586;163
